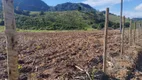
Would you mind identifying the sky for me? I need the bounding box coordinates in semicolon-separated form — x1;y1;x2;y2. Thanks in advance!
43;0;142;18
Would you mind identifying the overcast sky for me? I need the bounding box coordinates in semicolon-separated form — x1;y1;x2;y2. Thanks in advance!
43;0;142;18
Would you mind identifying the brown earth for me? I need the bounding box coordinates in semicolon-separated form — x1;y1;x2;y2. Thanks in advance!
0;30;141;80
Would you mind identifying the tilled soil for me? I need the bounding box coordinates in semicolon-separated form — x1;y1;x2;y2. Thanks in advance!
0;30;131;80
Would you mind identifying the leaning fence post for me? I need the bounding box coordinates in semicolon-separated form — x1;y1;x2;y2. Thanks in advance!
103;8;109;73
2;0;19;80
129;20;132;46
120;16;125;57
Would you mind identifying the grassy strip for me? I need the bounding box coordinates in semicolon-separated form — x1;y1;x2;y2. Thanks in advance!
0;26;96;33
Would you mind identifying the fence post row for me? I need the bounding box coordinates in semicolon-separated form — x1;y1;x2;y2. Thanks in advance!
2;0;19;80
103;8;109;73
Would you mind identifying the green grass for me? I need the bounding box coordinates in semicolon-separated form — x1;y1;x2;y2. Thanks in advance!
0;26;4;32
109;14;130;23
18;29;58;32
18;29;95;32
30;11;40;15
0;26;95;33
85;26;95;31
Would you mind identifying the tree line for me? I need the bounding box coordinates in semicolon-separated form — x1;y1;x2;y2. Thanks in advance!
0;10;130;30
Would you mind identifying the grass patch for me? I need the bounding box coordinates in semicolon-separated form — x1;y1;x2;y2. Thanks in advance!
109;14;130;23
0;26;4;32
17;29;96;33
30;11;40;15
0;26;96;33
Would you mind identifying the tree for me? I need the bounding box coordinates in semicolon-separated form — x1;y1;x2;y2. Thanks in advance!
125;22;130;28
0;20;4;25
40;11;45;15
78;6;82;11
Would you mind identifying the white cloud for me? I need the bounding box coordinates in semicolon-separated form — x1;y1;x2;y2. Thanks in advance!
110;11;142;18
135;3;142;11
83;0;120;7
82;0;131;7
124;11;142;18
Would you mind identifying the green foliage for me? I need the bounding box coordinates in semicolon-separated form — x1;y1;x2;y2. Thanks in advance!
97;22;104;30
14;10;129;30
125;22;130;28
0;26;4;32
16;11;93;30
39;11;45;15
109;14;130;23
78;6;82;11
15;10;30;16
0;21;4;25
112;22;119;29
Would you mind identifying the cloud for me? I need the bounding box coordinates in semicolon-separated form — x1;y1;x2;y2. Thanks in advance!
111;11;142;18
135;3;142;11
82;0;131;7
124;11;142;18
83;0;120;7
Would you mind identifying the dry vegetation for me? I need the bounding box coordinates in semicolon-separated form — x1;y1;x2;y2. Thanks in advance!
0;30;141;80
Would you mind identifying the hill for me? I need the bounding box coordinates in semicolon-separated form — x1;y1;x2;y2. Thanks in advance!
14;0;50;11
0;0;95;12
101;11;130;23
0;1;130;30
132;18;142;21
0;0;49;11
52;2;95;11
16;11;104;30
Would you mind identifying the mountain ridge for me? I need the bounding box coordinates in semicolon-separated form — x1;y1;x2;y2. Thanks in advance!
0;0;95;11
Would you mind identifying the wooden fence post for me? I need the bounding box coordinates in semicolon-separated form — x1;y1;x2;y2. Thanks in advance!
133;22;136;45
129;20;132;46
138;23;140;43
120;0;123;32
103;8;109;73
140;23;142;39
120;16;125;56
2;0;19;80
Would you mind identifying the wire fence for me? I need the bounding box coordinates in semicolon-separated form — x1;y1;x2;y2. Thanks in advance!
2;0;142;80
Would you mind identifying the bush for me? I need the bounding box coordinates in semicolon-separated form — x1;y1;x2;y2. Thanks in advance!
39;11;45;15
97;23;104;30
0;21;4;25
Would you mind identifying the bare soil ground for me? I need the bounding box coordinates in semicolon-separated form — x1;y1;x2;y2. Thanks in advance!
0;30;141;80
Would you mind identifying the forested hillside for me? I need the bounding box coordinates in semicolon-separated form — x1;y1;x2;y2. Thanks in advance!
16;11;104;30
0;0;130;30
